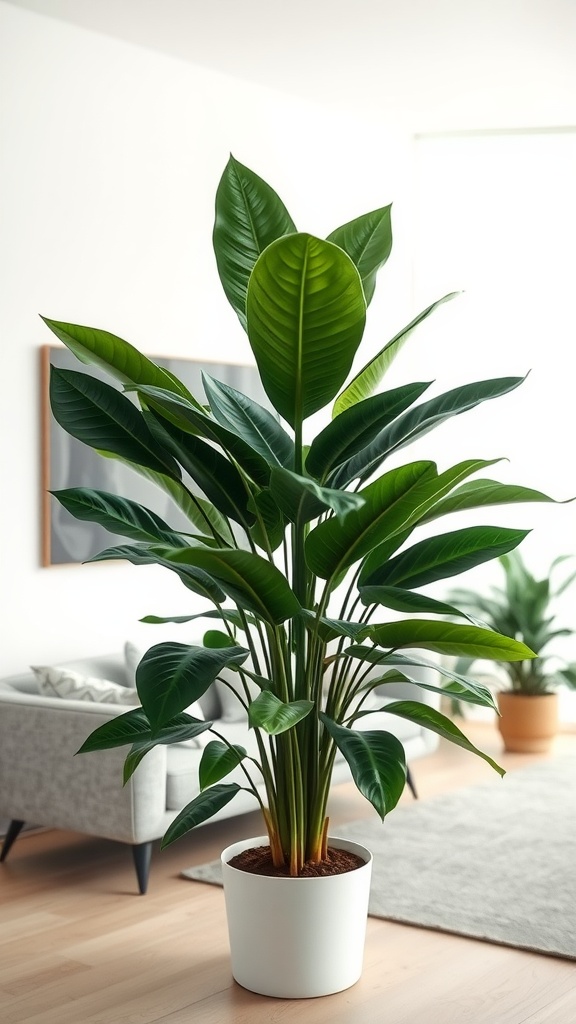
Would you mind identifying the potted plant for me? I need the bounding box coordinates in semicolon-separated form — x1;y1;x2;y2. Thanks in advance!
42;155;560;997
448;550;576;753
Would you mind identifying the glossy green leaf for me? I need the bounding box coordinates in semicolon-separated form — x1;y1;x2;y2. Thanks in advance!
356;460;503;584
87;543;227;603
213;155;297;329
147;546;300;625
269;466;364;524
360;700;504;775
41;317;195;399
199;741;248;790
50;367;180;479
327;205;392;305
248;488;286;552
248;691;314;734
331;376;526;487
305;461;437;580
123;716;213;782
358;584;475;620
131;384;271;487
332;293;458;416
362;667;499;712
136;641;249;732
123;462;234;543
299;610;369;642
246;233;366;427
202;374;294;469
367;619;536;661
140;609;245;628
345;647;501;709
320;714;406;819
306;382;431;482
51;488;186;546
76;707;209;754
161;784;243;848
363;525;530;590
418;478;574;525
145;416;256;527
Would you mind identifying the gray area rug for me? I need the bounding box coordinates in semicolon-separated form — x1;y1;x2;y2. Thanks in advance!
182;756;576;959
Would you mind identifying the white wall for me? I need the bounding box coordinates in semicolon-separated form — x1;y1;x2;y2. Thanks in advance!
0;2;412;673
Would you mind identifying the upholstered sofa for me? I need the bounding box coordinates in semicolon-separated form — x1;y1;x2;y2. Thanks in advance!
0;649;440;893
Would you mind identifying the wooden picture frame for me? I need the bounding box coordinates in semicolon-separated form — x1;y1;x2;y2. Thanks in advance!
40;345;269;566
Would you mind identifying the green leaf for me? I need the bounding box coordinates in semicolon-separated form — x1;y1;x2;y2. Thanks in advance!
123;462;234;543
77;707;152;753
269;466;365;524
367;619;536;661
49;367;180;479
356;460;502;585
202;373;294;469
76;707;209;754
148;546;300;625
51;488;187;546
248;488;286;552
131;384;272;487
362;526;531;590
199;741;247;790
145;415;256;527
136;641;250;733
358;585;476;621
246;233;366;427
306;382;431;482
344;647;501;709
299;609;370;642
87;543;227;603
372;701;505;776
332;293;458;416
418;478;574;526
305;461;437;581
140;609;245;628
327;205;393;305
213;155;297;329
41;317;195;400
123;716;213;782
248;691;314;734
161;784;242;848
332;376;526;487
364;667;499;712
320;713;406;819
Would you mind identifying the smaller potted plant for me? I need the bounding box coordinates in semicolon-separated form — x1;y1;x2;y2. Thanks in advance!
448;550;576;752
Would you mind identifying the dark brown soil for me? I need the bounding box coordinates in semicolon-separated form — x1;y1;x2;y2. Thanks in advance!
228;844;365;878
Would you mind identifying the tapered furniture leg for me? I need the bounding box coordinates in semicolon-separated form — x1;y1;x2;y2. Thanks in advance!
406;767;418;799
0;819;26;861
132;841;153;894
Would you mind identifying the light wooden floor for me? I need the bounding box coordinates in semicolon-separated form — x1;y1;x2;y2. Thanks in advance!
1;721;575;1024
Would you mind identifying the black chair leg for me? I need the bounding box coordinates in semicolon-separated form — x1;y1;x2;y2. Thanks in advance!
0;819;26;861
132;841;153;894
406;767;418;800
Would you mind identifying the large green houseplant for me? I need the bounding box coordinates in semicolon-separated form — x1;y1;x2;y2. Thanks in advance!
43;156;555;879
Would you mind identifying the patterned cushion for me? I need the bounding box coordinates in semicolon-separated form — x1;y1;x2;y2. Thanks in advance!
31;665;140;705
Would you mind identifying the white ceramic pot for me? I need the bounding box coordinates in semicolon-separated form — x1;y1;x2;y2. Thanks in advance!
221;834;373;999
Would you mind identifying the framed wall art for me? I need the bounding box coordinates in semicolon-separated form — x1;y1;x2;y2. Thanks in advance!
40;345;271;566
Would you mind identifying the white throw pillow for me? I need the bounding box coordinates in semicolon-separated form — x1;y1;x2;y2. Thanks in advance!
31;665;139;705
124;640;144;688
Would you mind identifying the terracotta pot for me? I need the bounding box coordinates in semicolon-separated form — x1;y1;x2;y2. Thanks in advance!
221;834;372;998
497;691;559;753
